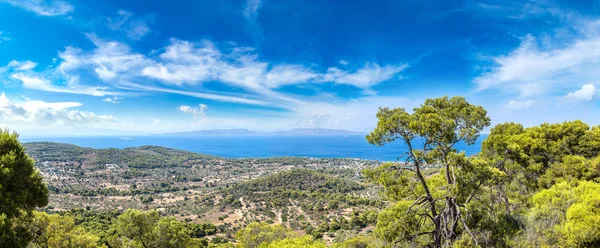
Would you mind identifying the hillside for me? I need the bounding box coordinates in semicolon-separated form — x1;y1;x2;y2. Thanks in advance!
227;168;363;193
25;142;218;169
217;168;381;234
22;142;381;235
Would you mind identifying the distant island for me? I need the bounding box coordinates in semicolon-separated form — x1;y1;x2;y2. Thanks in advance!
162;128;366;136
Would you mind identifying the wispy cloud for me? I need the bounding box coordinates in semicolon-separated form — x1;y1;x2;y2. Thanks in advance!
322;63;408;89
502;99;535;111
107;10;151;40
10;73;119;96
474;20;600;97
467;0;570;20
0;31;10;42
243;0;261;20
1;0;73;16
0;60;37;73
243;0;263;42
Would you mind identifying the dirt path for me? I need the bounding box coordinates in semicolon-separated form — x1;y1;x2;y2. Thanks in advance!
289;199;316;226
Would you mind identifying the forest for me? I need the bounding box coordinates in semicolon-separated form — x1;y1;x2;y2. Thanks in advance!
1;96;600;247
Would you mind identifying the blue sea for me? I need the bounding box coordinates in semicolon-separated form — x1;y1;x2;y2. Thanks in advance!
20;135;486;161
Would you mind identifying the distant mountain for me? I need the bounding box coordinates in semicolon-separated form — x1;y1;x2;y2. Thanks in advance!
269;128;366;136
162;128;365;136
163;129;261;136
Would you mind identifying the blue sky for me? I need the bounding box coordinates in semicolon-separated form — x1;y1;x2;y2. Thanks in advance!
1;0;600;136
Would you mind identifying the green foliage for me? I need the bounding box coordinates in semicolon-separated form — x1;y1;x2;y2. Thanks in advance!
152;217;190;248
228;169;364;196
365;97;600;247
115;209;160;247
539;155;600;187
235;222;297;248
374;200;431;245
188;223;217;238
482;121;600;192
525;181;600;247
260;235;326;248
22;211;104;248
222;168;381;222
0;130;49;247
331;235;381;248
365;96;491;247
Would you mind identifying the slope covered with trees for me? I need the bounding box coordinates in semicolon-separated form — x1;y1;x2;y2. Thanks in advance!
363;97;600;247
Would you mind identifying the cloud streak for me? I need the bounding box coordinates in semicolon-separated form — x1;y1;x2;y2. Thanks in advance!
502;99;535;111
1;0;73;16
10;73;119;96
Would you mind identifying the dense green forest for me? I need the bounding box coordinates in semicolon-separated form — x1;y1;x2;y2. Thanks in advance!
2;96;600;247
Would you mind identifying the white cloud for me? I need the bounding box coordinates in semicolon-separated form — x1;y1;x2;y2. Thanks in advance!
59;34;149;81
339;60;349;65
0;92;114;127
502;99;535;111
564;84;597;101
107;10;151;40
142;39;405;93
177;104;208;118
0;60;37;73
10;72;117;96
141;39;220;84
8;60;37;70
1;0;73;16
18;35;407;110
102;96;121;104
474;24;600;96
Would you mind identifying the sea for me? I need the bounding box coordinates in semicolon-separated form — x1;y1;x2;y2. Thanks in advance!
20;135;487;161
